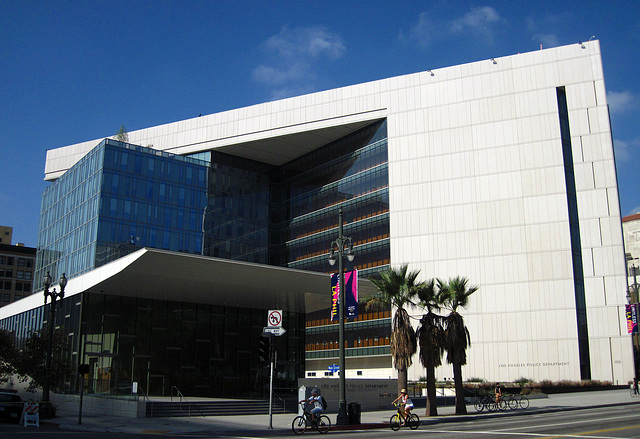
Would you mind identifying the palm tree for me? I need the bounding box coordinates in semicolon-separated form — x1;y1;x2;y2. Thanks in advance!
415;280;445;416
368;265;422;394
439;276;479;415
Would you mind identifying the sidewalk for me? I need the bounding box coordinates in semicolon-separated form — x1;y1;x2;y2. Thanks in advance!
42;389;639;436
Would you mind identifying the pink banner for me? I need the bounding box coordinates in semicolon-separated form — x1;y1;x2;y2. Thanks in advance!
330;270;358;321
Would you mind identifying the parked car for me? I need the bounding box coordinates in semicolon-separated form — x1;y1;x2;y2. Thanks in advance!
0;391;23;423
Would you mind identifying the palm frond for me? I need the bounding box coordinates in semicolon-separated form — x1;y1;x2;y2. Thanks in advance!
390;308;417;370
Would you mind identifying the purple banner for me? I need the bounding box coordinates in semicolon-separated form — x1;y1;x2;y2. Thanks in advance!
330;270;358;321
627;304;639;333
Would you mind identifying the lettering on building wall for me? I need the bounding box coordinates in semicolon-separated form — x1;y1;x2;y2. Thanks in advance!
498;361;570;368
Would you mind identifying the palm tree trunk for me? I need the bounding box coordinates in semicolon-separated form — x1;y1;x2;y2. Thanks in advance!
425;363;438;416
397;368;407;396
453;362;467;414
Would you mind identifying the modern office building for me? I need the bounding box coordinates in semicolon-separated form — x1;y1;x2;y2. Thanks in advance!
0;40;631;397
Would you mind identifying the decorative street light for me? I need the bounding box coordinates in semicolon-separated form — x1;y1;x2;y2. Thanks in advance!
42;271;67;403
328;208;355;425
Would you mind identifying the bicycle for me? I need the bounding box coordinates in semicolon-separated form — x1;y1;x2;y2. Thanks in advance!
474;394;504;412
292;402;331;435
389;402;419;431
501;394;527;410
630;384;640;398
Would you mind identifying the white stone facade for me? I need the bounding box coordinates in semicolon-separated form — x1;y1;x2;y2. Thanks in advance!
45;40;629;384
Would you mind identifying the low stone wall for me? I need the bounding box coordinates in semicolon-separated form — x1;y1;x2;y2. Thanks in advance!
298;378;398;412
53;393;145;418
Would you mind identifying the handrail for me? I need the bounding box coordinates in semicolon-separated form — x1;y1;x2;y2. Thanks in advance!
137;386;151;403
169;386;206;417
170;386;185;404
274;393;287;414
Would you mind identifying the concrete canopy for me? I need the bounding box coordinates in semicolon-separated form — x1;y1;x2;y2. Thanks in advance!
64;248;378;314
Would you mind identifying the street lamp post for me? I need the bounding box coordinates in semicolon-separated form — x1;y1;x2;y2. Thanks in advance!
42;271;67;403
328;208;354;426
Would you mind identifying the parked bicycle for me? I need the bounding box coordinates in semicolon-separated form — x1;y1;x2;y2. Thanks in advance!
474;394;501;412
292;402;331;435
504;393;529;409
631;384;640;398
475;393;528;412
389;402;419;430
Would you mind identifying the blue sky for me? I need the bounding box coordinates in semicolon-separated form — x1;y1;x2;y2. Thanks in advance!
1;1;639;247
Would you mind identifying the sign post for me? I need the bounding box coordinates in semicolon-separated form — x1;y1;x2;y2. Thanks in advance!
265;309;283;429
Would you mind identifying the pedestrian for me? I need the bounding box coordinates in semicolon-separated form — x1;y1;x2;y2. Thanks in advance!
495;382;503;403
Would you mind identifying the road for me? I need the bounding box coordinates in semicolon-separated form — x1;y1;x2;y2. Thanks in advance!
3;404;640;438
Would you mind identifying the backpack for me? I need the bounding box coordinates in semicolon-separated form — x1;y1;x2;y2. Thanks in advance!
320;396;328;410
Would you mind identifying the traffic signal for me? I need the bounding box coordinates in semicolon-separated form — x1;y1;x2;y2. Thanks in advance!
258;333;272;363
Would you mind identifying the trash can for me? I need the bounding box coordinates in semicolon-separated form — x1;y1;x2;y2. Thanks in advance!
348;402;361;424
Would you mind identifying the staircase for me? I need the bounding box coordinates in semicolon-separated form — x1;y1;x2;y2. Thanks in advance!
145;398;298;418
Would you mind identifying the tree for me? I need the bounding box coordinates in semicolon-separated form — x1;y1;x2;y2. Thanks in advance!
368;264;422;394
0;329;18;384
439;276;479;415
14;329;73;394
115;125;129;142
415;280;445;416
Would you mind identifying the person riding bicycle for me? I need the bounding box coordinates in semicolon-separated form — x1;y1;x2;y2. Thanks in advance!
495;382;503;403
299;388;323;424
392;388;414;423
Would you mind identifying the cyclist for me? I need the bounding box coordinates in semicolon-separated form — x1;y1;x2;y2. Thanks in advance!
634;377;639;395
299;388;323;424
495;382;503;403
392;388;414;423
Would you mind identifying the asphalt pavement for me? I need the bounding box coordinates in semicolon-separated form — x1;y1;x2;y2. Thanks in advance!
39;388;639;436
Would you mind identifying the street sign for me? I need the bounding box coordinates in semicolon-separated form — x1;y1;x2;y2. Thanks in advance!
263;327;287;336
328;364;340;373
267;310;282;327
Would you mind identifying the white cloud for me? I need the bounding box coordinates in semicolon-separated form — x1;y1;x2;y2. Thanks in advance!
253;26;345;99
614;138;631;162
263;26;345;61
614;136;640;164
608;91;638;114
450;6;500;34
402;6;501;47
532;33;560;49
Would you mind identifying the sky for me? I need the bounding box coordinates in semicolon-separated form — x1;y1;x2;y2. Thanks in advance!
1;1;639;247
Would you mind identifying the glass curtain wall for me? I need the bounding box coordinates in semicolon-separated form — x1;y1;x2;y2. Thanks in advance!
78;293;305;398
202;152;273;263
270;120;391;278
35;139;209;288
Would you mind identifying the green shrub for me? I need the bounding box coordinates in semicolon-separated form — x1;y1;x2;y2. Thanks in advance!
514;377;533;386
467;377;485;383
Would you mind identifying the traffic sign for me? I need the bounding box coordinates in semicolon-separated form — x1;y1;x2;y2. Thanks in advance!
263;327;287;336
267;310;282;327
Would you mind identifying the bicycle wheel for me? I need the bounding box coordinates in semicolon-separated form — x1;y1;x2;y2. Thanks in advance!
474;398;485;412
487;400;498;412
389;413;401;431
408;413;420;430
519;396;529;409
498;399;508;411
292;416;307;435
507;396;518;410
316;415;331;434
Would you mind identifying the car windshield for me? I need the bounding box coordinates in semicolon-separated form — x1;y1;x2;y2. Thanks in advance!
0;394;21;402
